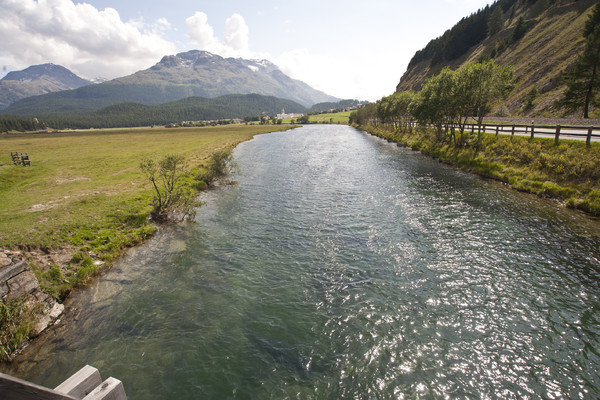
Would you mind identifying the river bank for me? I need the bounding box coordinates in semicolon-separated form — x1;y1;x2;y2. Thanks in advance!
356;123;600;217
0;124;297;361
3;125;599;399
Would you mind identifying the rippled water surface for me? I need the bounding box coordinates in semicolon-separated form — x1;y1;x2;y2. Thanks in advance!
5;125;600;398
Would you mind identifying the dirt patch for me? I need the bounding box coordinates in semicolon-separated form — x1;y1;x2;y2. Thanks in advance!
28;192;101;212
28;197;69;212
55;177;91;185
25;246;77;272
29;202;58;212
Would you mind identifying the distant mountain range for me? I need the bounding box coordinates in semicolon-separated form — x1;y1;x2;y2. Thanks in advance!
0;64;93;109
1;50;339;115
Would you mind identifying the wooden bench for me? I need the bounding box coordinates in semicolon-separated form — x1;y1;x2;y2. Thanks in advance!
9;152;31;166
20;153;31;166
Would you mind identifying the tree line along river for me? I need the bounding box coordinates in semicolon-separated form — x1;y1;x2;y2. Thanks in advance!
3;124;600;399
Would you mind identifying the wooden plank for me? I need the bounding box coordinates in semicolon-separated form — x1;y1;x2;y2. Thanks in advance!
0;372;77;400
55;365;102;399
82;378;127;400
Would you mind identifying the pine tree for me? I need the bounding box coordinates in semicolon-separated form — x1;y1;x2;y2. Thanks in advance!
512;16;527;42
488;6;504;37
559;2;600;118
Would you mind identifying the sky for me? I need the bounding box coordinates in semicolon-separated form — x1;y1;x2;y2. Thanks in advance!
0;0;495;101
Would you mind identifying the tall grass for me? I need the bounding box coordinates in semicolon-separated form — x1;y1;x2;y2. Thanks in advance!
0;299;34;362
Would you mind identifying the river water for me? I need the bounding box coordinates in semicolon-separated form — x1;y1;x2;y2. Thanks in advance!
4;125;600;399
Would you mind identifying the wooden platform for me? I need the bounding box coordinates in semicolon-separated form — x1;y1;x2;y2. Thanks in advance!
0;365;126;400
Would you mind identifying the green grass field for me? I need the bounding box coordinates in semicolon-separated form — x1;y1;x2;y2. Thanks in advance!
308;111;351;123
281;111;351;124
0;124;293;269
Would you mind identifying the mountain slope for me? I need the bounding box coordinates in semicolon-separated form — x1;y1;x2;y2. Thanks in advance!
396;0;597;116
2;51;338;115
0;64;93;109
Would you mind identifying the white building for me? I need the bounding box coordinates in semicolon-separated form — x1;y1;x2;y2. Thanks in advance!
276;108;303;120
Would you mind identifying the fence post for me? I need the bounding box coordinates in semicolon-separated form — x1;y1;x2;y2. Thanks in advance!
511;125;515;136
495;125;499;136
554;125;561;145
587;127;593;146
530;123;535;139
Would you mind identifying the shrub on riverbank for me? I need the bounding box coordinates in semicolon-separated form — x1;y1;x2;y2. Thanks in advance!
196;149;236;187
358;124;600;216
140;154;200;222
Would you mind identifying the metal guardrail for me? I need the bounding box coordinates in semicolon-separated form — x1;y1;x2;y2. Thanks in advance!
392;122;600;145
470;123;600;145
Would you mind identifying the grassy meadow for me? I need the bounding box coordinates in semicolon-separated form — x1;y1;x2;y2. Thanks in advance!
281;111;351;124
0;125;294;295
308;111;352;124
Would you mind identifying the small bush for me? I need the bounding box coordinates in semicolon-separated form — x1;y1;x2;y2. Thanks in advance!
197;149;235;186
140;154;199;222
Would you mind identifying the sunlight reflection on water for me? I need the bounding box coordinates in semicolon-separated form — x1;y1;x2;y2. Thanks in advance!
4;125;600;399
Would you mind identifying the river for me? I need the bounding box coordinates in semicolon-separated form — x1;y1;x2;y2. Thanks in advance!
4;125;600;398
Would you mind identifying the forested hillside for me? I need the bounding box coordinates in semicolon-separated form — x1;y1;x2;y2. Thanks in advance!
396;0;598;117
0;94;307;130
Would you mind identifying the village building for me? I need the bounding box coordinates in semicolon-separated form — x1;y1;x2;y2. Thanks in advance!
276;108;303;120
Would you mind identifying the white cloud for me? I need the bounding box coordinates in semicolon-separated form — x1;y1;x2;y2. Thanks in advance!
275;48;390;101
156;18;172;31
224;14;249;54
0;0;176;79
186;11;217;50
129;16;172;35
186;11;251;58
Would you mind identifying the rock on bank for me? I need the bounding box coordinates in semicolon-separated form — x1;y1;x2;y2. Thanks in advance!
1;250;64;356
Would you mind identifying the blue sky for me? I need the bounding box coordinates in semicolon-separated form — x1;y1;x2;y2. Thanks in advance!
1;0;494;101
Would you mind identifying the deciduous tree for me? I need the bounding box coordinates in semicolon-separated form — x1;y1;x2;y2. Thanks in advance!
410;61;513;145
